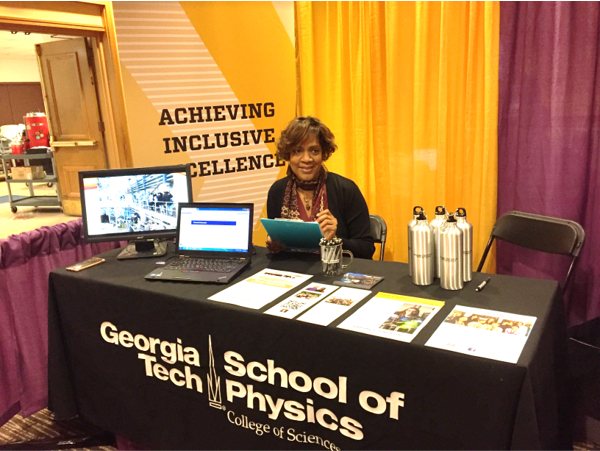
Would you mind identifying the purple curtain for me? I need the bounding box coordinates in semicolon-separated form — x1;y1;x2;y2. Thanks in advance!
0;270;20;427
498;2;600;325
0;219;123;427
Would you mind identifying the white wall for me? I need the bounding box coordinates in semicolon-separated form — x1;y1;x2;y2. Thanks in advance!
0;31;56;82
0;57;40;82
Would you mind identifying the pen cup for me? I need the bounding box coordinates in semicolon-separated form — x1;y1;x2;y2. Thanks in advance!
320;242;353;277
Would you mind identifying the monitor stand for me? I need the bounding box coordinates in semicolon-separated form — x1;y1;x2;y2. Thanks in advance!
117;240;168;260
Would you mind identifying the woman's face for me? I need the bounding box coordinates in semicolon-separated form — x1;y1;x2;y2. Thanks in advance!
289;135;323;181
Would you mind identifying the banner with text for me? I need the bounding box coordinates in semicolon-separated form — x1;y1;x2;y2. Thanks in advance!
113;1;295;243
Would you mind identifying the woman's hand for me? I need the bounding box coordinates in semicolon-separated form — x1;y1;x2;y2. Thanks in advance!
316;209;338;241
266;235;286;254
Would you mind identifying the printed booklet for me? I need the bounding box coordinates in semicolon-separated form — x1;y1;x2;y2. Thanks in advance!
338;293;445;343
425;305;537;363
333;272;384;290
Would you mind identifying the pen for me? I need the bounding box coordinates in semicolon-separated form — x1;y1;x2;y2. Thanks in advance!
475;277;491;292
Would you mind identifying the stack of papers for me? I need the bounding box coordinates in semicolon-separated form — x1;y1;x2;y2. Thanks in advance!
264;283;339;319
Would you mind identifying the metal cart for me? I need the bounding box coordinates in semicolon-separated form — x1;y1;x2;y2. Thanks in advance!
0;136;10;178
0;149;62;213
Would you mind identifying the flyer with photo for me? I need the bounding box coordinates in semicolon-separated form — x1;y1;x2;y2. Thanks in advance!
264;283;339;319
208;269;312;309
424;305;537;363
337;293;445;343
297;287;371;326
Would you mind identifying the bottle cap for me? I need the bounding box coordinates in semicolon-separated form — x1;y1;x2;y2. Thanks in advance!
435;206;447;215
456;208;466;217
413;206;423;216
417;212;427;221
446;213;457;223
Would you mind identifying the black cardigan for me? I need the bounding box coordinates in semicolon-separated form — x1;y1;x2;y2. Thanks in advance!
266;173;375;259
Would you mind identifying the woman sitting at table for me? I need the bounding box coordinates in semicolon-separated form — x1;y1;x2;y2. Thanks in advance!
266;116;375;259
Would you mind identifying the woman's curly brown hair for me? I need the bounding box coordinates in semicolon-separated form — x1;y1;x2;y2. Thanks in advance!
276;116;337;161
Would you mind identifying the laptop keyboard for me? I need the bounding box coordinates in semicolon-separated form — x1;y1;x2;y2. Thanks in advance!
166;257;243;273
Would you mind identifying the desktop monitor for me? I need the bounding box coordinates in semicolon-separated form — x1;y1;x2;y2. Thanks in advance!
79;164;193;259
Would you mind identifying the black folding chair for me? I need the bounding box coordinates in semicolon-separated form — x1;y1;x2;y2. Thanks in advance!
476;211;585;291
369;214;387;261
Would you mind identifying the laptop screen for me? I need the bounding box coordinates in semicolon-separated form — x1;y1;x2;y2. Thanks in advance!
177;204;252;253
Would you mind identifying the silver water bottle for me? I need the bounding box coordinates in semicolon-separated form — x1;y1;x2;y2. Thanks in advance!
455;208;473;282
429;206;447;279
439;213;463;290
409;211;434;286
407;206;424;277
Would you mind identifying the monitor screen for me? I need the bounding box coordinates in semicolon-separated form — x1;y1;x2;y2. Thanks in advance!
79;165;192;247
178;204;252;254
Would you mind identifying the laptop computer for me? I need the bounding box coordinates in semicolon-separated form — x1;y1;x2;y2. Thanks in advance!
144;202;254;283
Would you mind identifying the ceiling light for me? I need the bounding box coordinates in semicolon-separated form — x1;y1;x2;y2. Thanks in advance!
10;31;17;34
24;32;30;35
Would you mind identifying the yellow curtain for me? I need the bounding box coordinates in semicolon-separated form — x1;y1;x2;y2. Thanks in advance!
295;1;499;271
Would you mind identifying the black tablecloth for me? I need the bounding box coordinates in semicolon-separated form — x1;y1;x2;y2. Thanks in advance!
48;245;571;450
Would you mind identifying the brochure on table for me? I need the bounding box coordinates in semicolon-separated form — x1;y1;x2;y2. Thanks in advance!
297;287;371;326
264;283;339;319
338;292;445;343
333;272;384;290
208;269;312;309
425;305;537;364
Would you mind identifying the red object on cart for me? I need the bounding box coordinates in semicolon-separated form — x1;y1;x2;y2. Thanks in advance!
10;132;29;166
10;141;24;166
10;141;25;155
25;112;50;147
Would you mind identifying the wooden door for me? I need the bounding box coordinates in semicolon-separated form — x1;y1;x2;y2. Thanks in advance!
36;38;107;216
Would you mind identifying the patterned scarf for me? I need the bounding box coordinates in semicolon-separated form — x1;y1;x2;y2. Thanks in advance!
281;165;328;221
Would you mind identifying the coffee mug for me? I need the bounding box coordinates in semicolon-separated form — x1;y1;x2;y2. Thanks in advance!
320;242;353;276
